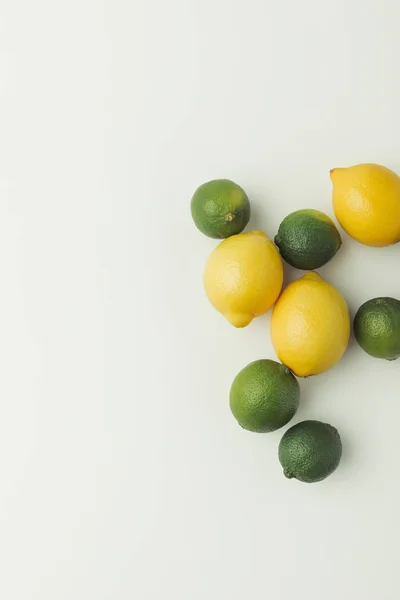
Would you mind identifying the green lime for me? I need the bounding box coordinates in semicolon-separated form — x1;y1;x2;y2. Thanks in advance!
354;297;400;360
190;179;250;239
278;420;342;483
229;359;300;433
274;209;341;270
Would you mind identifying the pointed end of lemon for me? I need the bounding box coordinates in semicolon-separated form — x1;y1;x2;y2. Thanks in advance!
303;270;322;281
330;167;346;183
226;312;253;328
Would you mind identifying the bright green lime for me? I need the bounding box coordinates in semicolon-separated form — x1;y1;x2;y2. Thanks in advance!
190;179;250;239
279;420;342;483
229;359;300;433
274;209;341;269
354;297;400;360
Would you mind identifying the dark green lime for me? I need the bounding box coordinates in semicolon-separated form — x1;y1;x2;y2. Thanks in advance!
274;209;341;270
190;179;250;239
354;297;400;360
279;420;342;483
229;359;300;433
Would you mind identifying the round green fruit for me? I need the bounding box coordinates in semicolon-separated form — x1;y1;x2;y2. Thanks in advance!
354;297;400;360
279;420;342;483
190;179;250;239
229;359;300;433
274;209;341;270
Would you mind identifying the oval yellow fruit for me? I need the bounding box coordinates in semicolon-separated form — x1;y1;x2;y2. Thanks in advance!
331;163;400;247
204;230;283;328
270;272;350;376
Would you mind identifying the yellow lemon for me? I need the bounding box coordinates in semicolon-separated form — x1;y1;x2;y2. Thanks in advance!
270;272;350;376
204;230;283;328
331;163;400;247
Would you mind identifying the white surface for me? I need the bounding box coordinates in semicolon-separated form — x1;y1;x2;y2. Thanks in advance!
1;0;400;598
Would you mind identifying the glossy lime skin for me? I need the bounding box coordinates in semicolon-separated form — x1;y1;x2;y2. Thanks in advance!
274;209;341;270
229;359;300;433
354;297;400;360
279;420;342;483
191;179;250;239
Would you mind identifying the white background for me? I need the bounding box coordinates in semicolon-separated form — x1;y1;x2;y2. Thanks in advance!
0;0;399;598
